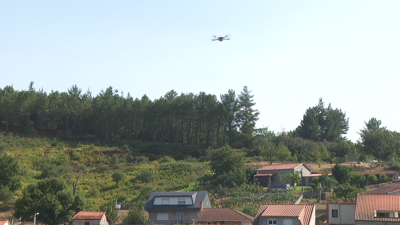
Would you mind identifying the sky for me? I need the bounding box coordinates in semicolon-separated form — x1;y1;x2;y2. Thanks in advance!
1;1;399;142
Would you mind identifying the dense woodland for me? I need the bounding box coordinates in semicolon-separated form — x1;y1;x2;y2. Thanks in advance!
1;83;399;162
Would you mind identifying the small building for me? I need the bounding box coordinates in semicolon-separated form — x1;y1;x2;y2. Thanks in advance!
355;194;400;225
0;220;11;225
72;211;112;225
326;202;356;225
253;204;315;225
145;191;212;225
366;182;400;195
195;208;254;225
255;163;311;187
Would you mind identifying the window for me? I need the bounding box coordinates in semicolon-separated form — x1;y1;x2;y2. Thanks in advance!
374;211;400;218
157;213;169;220
177;213;183;221
161;199;169;205
178;199;185;205
268;220;277;225
85;222;89;225
332;209;338;218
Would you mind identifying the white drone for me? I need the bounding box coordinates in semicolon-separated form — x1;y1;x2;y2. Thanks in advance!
212;35;230;42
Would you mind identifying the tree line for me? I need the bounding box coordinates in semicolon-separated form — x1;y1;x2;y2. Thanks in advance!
0;83;259;148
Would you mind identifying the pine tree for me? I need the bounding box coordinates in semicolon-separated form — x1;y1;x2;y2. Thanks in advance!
236;86;259;148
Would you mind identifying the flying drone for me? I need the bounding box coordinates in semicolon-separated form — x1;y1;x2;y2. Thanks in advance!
212;35;230;42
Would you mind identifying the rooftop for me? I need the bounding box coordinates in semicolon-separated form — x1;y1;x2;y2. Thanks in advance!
0;220;9;225
72;211;112;222
257;163;309;171
254;204;314;225
195;208;254;222
355;194;400;222
365;183;400;194
352;171;398;175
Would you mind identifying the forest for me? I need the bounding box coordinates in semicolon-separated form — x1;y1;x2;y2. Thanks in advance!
1;82;399;163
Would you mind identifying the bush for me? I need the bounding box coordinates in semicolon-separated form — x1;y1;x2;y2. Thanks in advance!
213;170;246;188
367;174;378;185
159;156;175;163
136;168;154;183
123;205;149;224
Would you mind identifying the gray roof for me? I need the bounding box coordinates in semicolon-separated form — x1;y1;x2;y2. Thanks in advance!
145;191;210;212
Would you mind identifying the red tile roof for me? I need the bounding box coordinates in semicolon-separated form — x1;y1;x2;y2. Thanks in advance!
352;171;398;175
366;183;400;194
355;194;400;222
254;204;314;225
195;208;254;222
257;163;310;172
0;220;9;225
72;211;112;222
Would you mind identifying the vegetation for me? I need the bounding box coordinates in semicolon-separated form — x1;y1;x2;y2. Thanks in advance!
1;84;400;223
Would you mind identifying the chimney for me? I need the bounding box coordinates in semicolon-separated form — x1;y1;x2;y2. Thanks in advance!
200;202;203;211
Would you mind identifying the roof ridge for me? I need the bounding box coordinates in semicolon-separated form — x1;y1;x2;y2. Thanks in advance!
230;208;254;220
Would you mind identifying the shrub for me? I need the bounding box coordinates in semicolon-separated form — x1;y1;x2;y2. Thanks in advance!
136;168;154;183
367;174;378;185
159;156;175;163
123;205;149;225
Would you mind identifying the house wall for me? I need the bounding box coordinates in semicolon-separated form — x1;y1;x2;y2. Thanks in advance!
310;205;316;225
73;215;109;225
327;203;356;225
149;211;201;225
203;194;212;208
260;217;301;225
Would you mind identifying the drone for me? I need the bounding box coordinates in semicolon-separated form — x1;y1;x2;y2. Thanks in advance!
212;35;230;42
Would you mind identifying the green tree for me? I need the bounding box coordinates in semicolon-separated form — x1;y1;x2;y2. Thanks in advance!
367;174;378;185
0;154;21;192
210;146;244;175
331;164;348;182
331;164;354;184
357;118;399;162
220;90;239;147
275;142;291;162
112;171;125;188
123;205;149;224
236;86;259;148
100;201;119;224
349;173;366;188
14;178;85;225
257;142;276;164
334;183;364;202
280;171;302;190
295;99;349;142
312;174;338;192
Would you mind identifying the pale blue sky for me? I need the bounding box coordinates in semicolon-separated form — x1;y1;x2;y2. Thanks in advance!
1;1;399;142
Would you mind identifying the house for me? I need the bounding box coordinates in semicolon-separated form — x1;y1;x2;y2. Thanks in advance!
145;191;212;225
0;220;10;225
72;211;112;225
253;204;315;225
366;182;400;195
255;164;312;187
194;208;254;225
326;202;356;225
355;194;400;225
